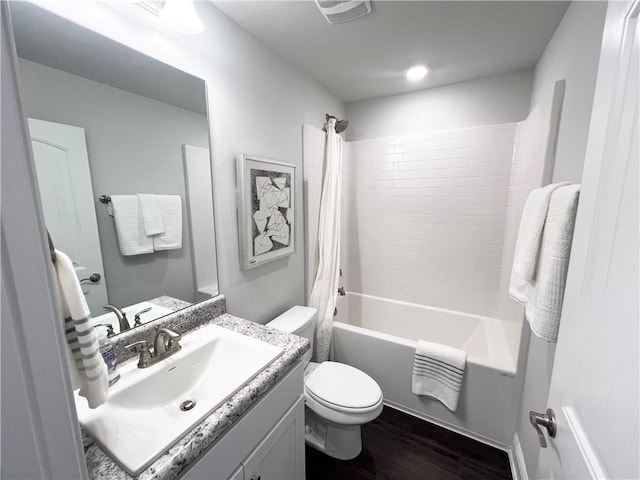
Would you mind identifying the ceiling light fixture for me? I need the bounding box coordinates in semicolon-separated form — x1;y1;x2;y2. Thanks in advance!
158;0;204;35
406;65;428;82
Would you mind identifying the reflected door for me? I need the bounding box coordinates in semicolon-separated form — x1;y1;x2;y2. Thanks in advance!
29;118;108;314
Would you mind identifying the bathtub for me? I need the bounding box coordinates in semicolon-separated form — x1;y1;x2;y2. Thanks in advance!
332;292;524;448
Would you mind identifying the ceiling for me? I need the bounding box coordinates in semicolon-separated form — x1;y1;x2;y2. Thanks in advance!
213;1;569;104
10;2;207;115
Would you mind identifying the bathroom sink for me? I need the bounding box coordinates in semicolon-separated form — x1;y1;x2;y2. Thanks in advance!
91;301;173;332
75;323;283;476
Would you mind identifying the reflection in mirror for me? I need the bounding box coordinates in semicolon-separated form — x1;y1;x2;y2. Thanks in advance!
11;3;218;336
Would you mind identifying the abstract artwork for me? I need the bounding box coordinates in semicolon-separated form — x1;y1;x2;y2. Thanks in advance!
236;154;296;269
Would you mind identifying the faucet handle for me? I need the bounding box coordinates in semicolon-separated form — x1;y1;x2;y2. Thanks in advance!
125;340;152;368
133;307;152;327
94;324;115;337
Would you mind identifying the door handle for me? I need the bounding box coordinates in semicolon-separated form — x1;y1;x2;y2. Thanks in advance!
79;273;101;284
529;408;557;448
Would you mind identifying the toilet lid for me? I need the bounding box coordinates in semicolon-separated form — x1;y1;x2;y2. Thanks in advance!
305;362;382;410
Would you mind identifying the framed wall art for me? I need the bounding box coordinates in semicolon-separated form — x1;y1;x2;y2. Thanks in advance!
236;154;295;270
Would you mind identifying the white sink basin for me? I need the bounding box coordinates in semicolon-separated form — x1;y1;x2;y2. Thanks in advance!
75;323;283;476
92;301;173;333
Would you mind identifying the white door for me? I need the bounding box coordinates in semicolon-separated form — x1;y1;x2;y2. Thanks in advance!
28;118;108;315
535;2;639;479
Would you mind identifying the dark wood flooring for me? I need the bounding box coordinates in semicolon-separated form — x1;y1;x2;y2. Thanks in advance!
306;406;512;480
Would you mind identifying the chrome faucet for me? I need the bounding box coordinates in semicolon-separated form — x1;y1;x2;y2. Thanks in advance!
103;304;131;332
154;328;182;355
125;327;182;368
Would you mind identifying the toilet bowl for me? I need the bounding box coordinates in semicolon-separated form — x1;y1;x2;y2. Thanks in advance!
267;306;383;460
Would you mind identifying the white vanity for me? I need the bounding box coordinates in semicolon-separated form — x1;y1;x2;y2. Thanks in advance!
80;297;308;480
181;361;305;480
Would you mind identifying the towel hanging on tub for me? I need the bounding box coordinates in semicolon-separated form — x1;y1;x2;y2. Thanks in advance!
412;340;467;412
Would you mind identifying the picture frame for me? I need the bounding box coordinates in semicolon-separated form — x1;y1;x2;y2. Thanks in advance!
236;154;296;270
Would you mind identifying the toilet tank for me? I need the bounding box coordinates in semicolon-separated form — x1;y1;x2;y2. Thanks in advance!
267;306;317;362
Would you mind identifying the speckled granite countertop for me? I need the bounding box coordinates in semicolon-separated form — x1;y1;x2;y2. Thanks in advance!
148;295;192;312
83;297;309;480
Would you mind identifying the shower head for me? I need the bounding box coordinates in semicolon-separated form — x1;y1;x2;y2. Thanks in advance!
335;119;349;134
324;114;349;134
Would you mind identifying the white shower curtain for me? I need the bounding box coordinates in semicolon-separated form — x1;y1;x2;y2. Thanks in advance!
309;118;343;362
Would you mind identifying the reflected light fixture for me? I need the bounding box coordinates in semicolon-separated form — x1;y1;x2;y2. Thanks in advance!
158;0;204;35
406;64;428;82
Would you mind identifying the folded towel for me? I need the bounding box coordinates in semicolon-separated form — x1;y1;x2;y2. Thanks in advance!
509;182;571;304
525;184;580;342
110;195;153;255
54;250;108;409
153;195;182;251
412;340;467;412
137;194;165;236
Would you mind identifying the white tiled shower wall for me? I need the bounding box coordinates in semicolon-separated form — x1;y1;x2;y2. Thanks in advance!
341;123;519;318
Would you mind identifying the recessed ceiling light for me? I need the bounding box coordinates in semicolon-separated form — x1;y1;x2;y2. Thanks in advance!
406;65;428;82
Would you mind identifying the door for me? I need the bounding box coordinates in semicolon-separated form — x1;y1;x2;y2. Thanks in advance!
535;2;639;479
28;118;108;314
242;397;305;480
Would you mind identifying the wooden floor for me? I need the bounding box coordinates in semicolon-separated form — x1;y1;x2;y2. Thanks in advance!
305;406;512;480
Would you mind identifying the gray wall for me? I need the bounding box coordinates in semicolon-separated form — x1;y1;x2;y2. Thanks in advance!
33;1;346;324
18;58;210;308
514;2;607;476
345;69;533;141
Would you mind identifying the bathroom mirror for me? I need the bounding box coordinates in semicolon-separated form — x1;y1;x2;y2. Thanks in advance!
10;3;218;336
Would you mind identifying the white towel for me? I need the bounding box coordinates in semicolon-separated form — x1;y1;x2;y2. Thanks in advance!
54;250;108;409
137;194;165;236
412;340;467;412
153;195;183;251
110;195;153;255
525;184;580;342
509;182;571;303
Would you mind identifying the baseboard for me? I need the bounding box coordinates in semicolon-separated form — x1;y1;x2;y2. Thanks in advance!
383;400;510;452
509;433;529;480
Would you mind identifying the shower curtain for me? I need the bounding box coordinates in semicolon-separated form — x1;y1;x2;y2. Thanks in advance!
309;118;343;362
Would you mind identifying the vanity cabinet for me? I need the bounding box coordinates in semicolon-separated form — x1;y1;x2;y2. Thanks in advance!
242;397;305;480
180;360;306;480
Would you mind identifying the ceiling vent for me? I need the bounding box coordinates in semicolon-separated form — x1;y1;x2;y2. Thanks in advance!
314;0;372;24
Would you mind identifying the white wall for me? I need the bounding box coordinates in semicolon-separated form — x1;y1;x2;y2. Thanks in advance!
512;2;607;477
346;70;533;141
30;1;345;323
18;59;209;308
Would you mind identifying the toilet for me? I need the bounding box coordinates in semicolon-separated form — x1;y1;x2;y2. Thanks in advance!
267;306;383;460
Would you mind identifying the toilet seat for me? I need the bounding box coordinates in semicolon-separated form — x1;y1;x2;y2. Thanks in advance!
304;362;382;414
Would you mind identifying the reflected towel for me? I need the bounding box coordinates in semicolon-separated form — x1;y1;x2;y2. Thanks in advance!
525;184;580;342
110;195;153;255
54;250;108;409
137;194;165;236
412;340;467;412
509;182;570;303
153;195;182;251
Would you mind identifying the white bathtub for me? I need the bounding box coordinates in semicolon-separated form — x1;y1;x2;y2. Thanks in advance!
332;292;524;448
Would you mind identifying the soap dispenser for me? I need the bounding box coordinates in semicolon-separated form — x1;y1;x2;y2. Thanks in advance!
96;325;121;386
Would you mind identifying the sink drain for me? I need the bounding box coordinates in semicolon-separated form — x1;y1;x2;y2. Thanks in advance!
180;400;196;411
